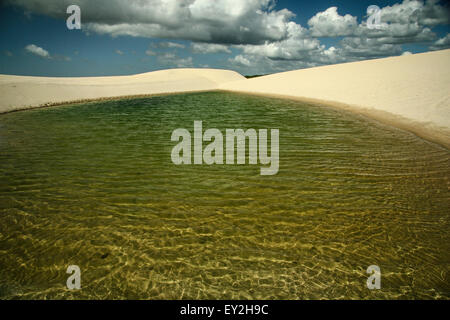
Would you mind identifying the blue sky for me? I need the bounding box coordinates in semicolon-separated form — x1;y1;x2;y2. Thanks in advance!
0;0;449;76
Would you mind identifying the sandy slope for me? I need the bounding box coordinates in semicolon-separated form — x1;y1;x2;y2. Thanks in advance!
0;68;245;113
220;49;450;148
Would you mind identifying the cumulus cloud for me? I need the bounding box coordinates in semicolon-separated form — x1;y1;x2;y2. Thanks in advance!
429;33;450;50
379;0;449;26
7;0;450;74
308;7;358;37
225;0;447;74
158;42;186;49
337;37;403;59
352;0;446;44
115;49;124;55
25;44;51;58
238;23;320;61
229;55;251;66
7;0;296;45
307;0;445;42
53;54;72;61
191;43;231;54
157;53;193;67
24;44;71;61
145;49;157;56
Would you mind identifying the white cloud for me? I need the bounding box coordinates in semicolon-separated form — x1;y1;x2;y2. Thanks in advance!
25;44;51;59
145;49;157;56
357;0;447;42
238;24;321;61
8;0;297;45
25;44;71;61
158;42;186;49
191;43;231;54
157;53;193;67
224;1;448;74
53;54;72;61
9;0;450;75
229;55;251;66
379;0;449;26
115;49;124;55
231;22;321;65
175;56;194;67
308;1;444;42
429;33;450;50
308;7;358;37
337;37;403;59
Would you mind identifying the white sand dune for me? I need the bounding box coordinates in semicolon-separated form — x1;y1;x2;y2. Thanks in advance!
0;49;449;147
220;49;450;148
0;68;245;113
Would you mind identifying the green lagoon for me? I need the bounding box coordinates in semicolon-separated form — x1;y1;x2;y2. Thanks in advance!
0;92;449;299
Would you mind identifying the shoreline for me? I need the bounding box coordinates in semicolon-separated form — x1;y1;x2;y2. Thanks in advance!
219;49;450;150
219;90;450;150
0;89;214;115
1;50;449;150
0;68;246;114
1;89;448;150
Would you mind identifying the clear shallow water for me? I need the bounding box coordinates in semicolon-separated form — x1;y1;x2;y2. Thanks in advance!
0;92;449;299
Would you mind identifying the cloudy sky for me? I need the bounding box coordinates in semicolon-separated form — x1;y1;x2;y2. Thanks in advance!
0;0;449;76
